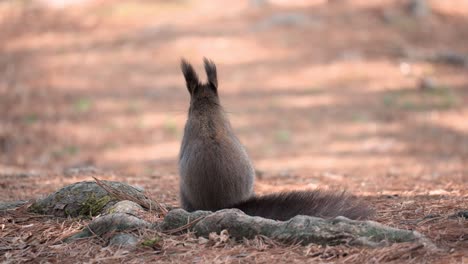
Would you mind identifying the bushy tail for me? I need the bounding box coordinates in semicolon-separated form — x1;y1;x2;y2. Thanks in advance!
229;190;373;221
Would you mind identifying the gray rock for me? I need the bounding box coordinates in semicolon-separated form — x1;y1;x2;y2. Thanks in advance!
108;233;139;248
63;166;101;176
29;181;145;217
65;213;151;242
160;209;436;248
159;209;211;231
33;180;436;249
0;200;28;211
104;200;144;215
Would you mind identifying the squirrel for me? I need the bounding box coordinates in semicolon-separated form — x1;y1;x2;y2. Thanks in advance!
178;58;372;221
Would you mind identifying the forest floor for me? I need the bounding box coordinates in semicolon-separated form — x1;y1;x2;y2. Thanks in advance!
0;0;467;263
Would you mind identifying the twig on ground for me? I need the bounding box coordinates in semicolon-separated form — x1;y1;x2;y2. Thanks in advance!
163;216;205;235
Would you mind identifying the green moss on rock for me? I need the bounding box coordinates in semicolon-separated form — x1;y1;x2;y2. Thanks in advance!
78;194;112;217
141;236;163;247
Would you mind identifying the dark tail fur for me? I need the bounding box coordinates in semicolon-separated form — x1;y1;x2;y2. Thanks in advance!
229;190;373;221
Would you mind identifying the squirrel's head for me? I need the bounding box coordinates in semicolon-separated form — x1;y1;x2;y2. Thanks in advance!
181;58;220;113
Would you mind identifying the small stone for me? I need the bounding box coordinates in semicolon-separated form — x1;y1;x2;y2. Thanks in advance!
408;0;431;18
418;77;437;91
399;62;412;76
108;233;139;248
65;213;151;242
104;200;144;215
198;236;209;245
433;52;467;67
339;50;363;62
252;12;321;31
63;166;100;176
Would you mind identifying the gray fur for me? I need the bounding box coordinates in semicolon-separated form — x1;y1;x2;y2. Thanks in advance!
181;59;199;94
203;57;218;89
179;59;255;211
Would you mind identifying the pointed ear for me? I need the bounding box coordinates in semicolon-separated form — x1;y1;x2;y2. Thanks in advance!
203;57;217;90
181;58;199;94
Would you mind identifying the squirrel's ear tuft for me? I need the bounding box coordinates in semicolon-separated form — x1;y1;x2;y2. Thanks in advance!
203;57;217;90
181;58;199;94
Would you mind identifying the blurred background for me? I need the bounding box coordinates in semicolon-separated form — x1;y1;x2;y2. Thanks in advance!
0;0;467;204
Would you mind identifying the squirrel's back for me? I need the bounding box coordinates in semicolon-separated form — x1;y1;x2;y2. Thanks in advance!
179;58;254;212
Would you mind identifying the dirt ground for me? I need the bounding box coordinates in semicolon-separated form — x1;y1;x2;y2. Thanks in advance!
1;0;467;263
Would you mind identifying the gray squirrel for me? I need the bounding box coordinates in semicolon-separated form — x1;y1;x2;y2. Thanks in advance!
178;58;372;221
